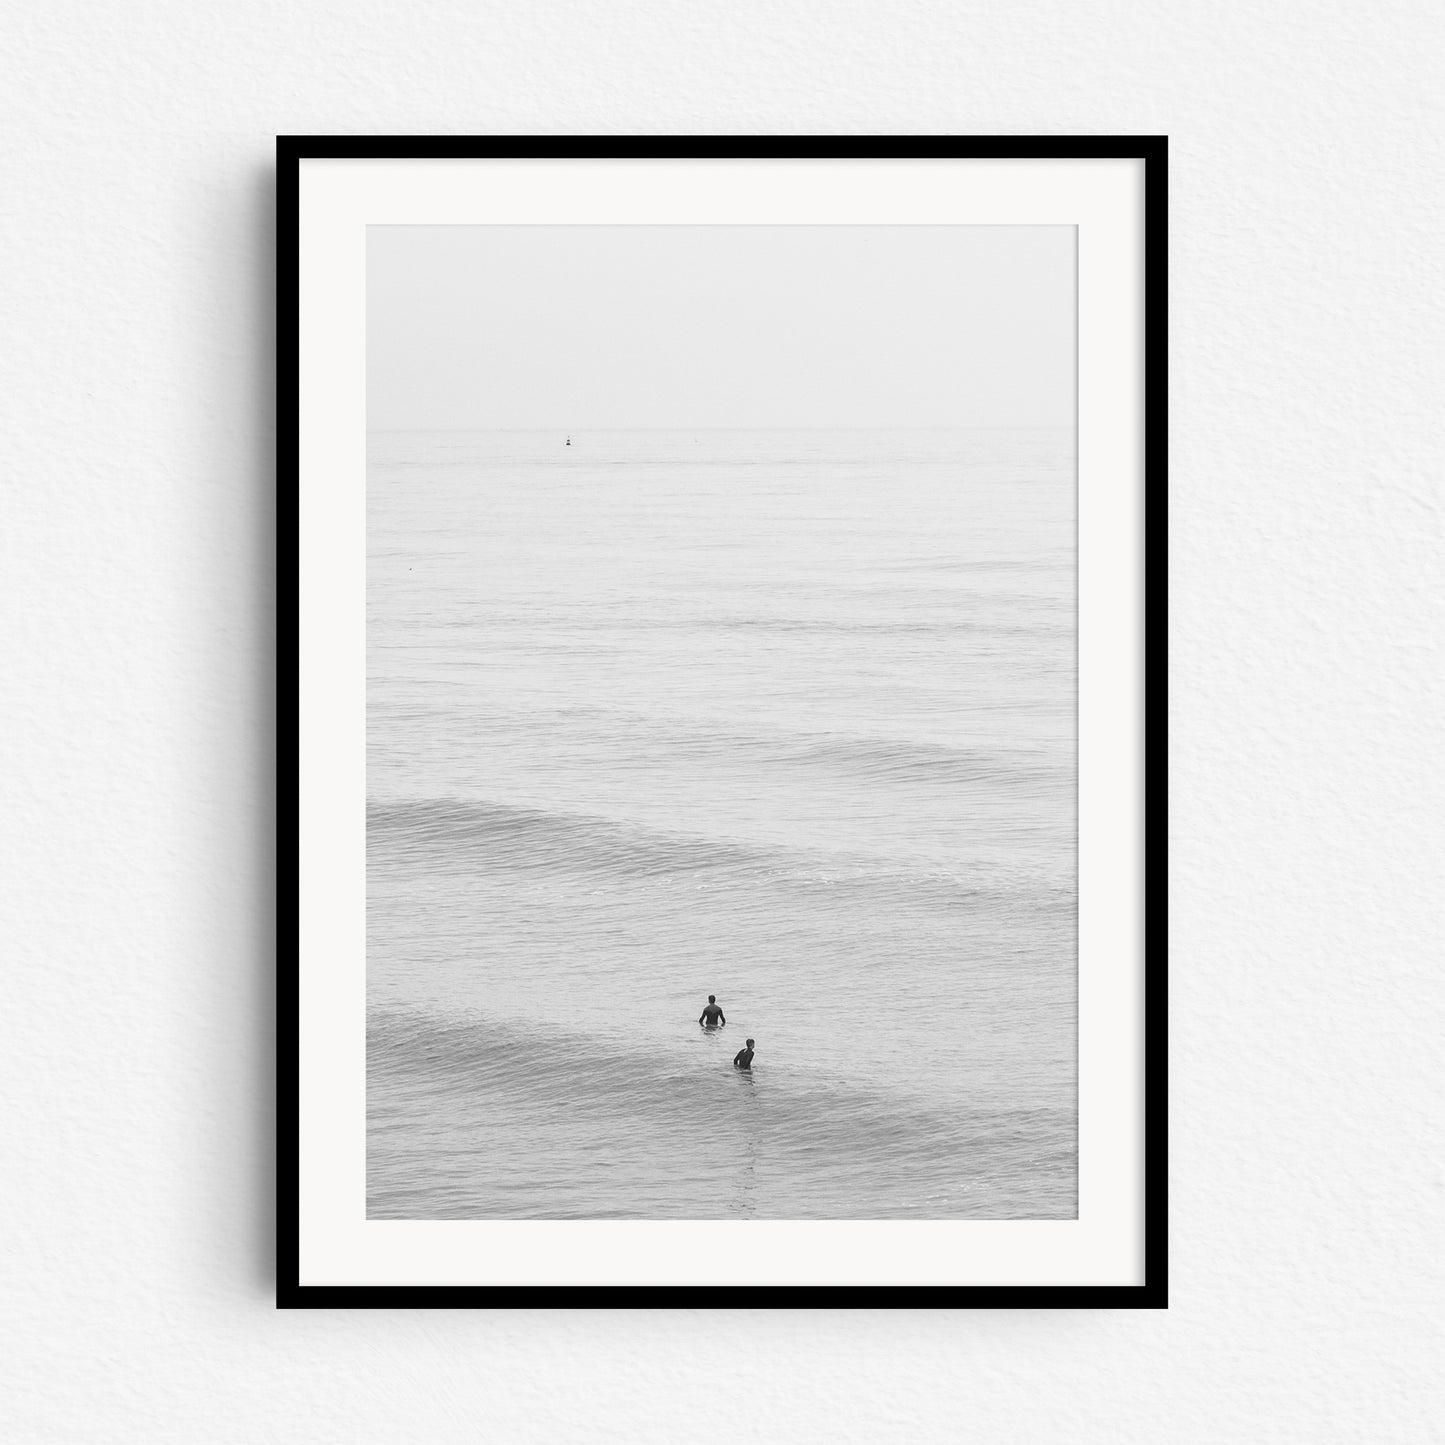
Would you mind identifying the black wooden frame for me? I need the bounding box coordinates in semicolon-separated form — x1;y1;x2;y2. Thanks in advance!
277;134;1167;1308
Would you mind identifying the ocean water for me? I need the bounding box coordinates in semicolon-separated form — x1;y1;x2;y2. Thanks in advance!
367;429;1077;1219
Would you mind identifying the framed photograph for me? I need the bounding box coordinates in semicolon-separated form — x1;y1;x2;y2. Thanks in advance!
278;135;1166;1306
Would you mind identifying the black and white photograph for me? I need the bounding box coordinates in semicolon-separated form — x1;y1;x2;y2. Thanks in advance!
364;221;1080;1221
13;0;1445;1428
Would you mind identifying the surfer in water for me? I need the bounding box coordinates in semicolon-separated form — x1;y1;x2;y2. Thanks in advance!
698;995;726;1028
733;1039;755;1070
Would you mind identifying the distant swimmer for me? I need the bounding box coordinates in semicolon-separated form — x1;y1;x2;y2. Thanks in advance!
698;995;726;1028
733;1039;756;1070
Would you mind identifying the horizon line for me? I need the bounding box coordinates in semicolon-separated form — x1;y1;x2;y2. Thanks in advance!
366;423;1077;433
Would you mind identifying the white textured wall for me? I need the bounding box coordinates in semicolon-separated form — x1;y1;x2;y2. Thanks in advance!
3;2;1442;1439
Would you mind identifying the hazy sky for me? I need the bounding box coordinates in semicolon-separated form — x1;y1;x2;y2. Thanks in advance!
368;225;1074;430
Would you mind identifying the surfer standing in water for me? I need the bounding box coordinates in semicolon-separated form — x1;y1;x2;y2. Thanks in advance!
733;1039;755;1070
698;995;726;1028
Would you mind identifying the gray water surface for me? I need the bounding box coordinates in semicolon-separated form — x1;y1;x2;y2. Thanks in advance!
366;429;1077;1218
